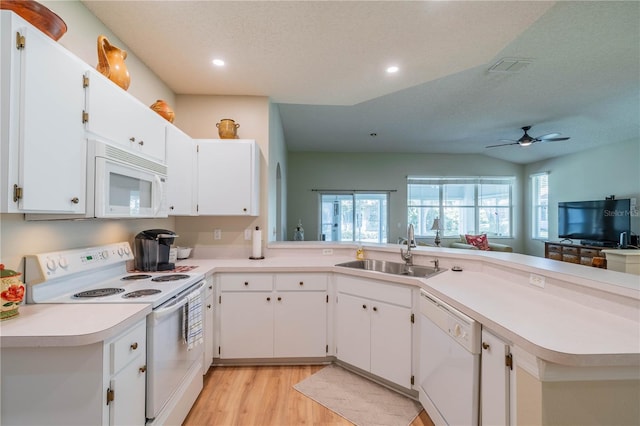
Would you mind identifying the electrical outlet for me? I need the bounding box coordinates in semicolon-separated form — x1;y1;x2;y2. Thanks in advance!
529;273;545;288
213;229;222;240
322;249;333;255
244;229;252;240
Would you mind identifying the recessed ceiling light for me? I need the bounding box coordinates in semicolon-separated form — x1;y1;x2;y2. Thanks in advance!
212;59;225;67
386;66;399;74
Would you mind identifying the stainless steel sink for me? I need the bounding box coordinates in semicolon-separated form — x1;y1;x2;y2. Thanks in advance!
335;259;444;278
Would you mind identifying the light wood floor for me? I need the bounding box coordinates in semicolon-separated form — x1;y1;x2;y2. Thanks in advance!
183;365;435;426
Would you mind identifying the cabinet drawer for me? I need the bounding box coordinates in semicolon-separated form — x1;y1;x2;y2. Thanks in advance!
547;244;562;253
562;246;579;255
580;248;601;257
276;273;327;291
563;254;580;263
337;275;412;307
220;273;273;291
111;321;146;374
580;257;594;266
548;252;563;261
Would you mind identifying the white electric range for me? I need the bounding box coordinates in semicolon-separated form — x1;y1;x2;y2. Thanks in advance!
25;242;206;424
25;242;203;307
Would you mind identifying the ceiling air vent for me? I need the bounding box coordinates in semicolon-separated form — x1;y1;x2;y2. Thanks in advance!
488;58;532;73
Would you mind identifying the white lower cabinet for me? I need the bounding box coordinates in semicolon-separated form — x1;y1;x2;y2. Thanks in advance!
481;328;512;426
203;274;215;374
218;273;327;359
335;275;413;388
0;319;146;426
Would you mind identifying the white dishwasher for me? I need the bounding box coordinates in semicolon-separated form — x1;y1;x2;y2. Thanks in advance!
418;289;481;426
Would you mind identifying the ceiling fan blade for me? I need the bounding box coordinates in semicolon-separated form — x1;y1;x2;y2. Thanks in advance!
486;142;520;148
536;132;561;140
538;137;570;142
498;139;518;143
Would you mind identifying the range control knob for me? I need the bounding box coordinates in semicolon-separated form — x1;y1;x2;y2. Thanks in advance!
118;247;125;256
46;258;57;272
58;257;69;269
123;246;131;255
101;250;109;259
453;323;462;338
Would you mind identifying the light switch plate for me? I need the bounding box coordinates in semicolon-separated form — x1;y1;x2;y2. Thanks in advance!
529;273;545;288
213;229;222;240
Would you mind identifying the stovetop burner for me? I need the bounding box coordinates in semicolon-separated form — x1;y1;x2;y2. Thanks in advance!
151;274;191;282
121;274;152;281
74;288;125;298
123;289;162;298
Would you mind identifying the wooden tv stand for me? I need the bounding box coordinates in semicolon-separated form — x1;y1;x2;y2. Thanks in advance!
545;241;607;268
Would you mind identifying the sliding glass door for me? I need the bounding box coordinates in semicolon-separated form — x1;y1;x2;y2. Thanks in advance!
320;192;389;243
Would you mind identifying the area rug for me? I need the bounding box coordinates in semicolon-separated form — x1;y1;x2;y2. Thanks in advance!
293;364;422;426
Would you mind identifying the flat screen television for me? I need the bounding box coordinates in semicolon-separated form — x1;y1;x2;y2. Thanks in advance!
558;198;631;244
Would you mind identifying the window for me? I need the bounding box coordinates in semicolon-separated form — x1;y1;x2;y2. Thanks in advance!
531;173;549;239
320;192;389;243
407;177;514;238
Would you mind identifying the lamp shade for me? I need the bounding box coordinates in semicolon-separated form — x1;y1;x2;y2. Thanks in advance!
430;218;441;231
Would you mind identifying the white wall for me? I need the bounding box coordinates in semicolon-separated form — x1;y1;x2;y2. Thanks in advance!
524;138;640;257
286;152;525;251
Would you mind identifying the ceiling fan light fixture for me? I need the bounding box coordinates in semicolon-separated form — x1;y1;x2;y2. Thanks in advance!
519;140;533;147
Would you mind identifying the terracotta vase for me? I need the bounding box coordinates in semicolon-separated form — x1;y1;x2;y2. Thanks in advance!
1;264;25;321
1;0;67;41
216;119;240;139
150;100;175;123
96;35;130;90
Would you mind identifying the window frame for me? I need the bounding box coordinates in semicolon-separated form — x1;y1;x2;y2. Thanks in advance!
407;176;515;238
531;172;549;240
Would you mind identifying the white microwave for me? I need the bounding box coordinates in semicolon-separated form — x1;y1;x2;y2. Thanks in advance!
91;140;168;218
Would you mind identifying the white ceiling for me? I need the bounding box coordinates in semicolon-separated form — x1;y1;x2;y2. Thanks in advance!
82;1;640;164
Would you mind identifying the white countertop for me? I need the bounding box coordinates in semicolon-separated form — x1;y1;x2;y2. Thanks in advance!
4;245;638;370
179;250;640;369
0;303;151;347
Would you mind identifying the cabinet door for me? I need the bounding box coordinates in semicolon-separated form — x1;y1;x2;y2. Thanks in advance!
274;291;327;358
219;292;273;358
109;355;146;426
481;329;510;426
18;25;87;213
370;300;413;388
85;69;166;162
335;292;371;371
203;290;214;374
196;139;259;215
166;125;197;215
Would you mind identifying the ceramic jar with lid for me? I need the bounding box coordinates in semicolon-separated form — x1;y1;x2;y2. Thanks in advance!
1;264;25;320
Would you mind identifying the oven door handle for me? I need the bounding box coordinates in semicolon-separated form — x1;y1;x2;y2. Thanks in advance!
151;282;205;321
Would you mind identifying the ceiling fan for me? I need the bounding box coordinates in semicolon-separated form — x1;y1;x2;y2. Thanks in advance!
486;125;570;148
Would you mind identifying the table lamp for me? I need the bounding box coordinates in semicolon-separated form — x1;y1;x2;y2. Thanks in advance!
431;218;441;247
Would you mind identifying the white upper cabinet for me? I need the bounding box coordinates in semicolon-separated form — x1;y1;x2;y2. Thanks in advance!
196;139;260;216
166;125;197;215
1;11;87;214
83;68;167;162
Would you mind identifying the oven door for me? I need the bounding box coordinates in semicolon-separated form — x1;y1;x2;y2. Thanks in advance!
94;156;167;218
146;281;205;421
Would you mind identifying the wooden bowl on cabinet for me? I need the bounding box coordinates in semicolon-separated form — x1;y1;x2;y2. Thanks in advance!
1;0;67;41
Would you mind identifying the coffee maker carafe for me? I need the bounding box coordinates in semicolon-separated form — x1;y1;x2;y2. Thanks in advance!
134;229;178;271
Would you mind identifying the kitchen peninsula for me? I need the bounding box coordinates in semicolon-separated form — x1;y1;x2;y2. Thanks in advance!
2;242;639;425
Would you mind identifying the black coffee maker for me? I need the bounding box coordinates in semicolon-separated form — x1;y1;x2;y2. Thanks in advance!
134;229;178;271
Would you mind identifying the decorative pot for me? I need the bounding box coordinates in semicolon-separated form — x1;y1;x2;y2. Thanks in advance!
96;35;130;91
150;100;175;123
1;264;25;321
216;119;240;139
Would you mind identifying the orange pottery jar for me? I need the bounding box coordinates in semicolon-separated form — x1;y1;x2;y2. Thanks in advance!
150;100;175;123
216;119;240;139
1;264;25;321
